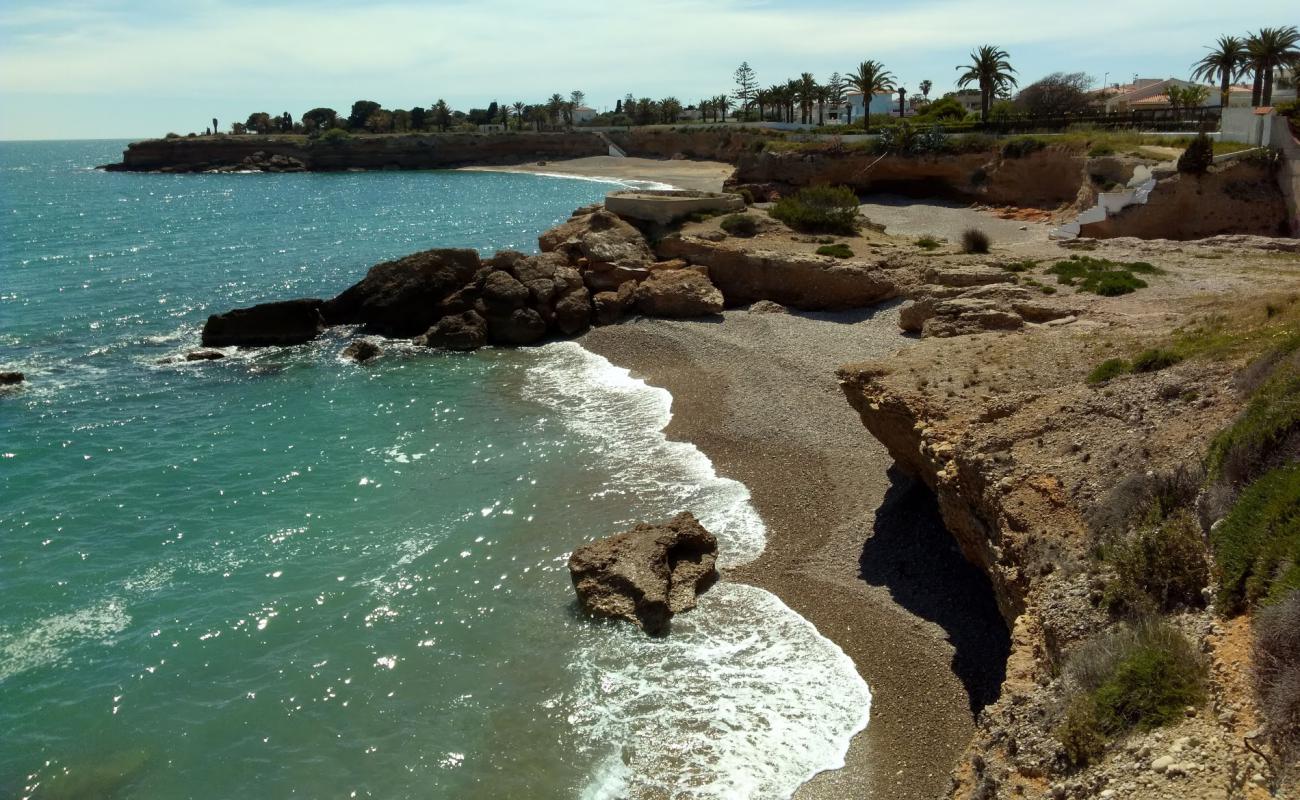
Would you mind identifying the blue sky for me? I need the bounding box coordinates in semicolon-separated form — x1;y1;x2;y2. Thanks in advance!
1;0;1296;139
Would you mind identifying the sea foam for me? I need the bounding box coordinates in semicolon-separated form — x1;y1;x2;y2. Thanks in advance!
526;342;871;799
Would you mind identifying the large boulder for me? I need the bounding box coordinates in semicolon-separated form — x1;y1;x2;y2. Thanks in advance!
592;282;637;325
553;287;593;335
341;340;382;363
421;310;488;351
201;298;325;347
321;248;482;337
0;371;25;386
487;307;547;345
539;209;654;271
634;270;724;318
568;512;720;635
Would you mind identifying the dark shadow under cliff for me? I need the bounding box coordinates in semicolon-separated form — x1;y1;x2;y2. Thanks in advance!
860;468;1011;716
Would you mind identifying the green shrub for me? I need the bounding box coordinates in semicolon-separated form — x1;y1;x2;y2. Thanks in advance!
1177;132;1214;174
816;243;853;259
1002;137;1046;159
915;235;941;251
1088;143;1116;157
321;127;350;144
1131;348;1183;373
768;185;861;235
1046;255;1161;296
1087;358;1130;384
737;188;755;205
720;213;759;237
1212;464;1300;613
1000;259;1037;273
1058;621;1206;767
1208;361;1300;487
1104;510;1210;614
961;228;991;254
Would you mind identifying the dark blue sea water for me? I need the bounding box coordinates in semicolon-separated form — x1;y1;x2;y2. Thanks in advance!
0;140;869;799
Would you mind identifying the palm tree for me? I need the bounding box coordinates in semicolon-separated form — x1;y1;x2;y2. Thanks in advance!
1246;27;1300;106
919;79;933;101
546;93;565;127
1191;36;1248;108
433;99;451;132
511;102;526;130
847;60;896;131
715;94;731;123
797;73;819;124
956;45;1017;123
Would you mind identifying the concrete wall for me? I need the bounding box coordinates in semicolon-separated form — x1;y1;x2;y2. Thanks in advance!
1221;108;1271;144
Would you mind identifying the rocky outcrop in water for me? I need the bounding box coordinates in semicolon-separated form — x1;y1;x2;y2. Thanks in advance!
201;298;326;346
568;512;720;635
0;371;25;386
341;340;381;362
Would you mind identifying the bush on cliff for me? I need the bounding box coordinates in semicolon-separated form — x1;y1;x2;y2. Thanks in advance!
1058;621;1206;767
961;228;991;254
320;128;350;144
815;243;854;259
1103;510;1209;615
768;185;861;235
1002;137;1046;159
1046;255;1160;296
720;213;760;237
1177;132;1214;175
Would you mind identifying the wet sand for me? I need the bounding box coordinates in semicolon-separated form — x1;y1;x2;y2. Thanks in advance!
580;307;1011;800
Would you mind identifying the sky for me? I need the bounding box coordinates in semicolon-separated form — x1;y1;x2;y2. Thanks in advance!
0;0;1296;140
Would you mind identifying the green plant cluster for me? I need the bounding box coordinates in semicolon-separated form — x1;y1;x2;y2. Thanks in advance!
815;243;853;258
1057;622;1206;767
961;228;991;254
1212;464;1300;613
720;213;759;237
1002;136;1047;159
1177;132;1214;174
915;235;941;251
767;185;861;235
1103;510;1210;615
1046;255;1161;296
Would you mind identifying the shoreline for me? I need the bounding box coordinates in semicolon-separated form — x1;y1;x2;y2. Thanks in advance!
458;155;734;193
579;308;1012;800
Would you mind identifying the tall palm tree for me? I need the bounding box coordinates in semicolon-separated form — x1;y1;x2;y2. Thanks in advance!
511;101;525;130
956;45;1017;123
847;60;896;130
546;93;565;127
715;94;731;123
919;79;933;101
1246;27;1300;106
1191;36;1248;108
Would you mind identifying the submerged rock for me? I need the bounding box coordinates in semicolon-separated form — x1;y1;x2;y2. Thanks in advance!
341;340;381;363
201;298;325;347
184;349;226;361
0;371;25;386
568;511;719;636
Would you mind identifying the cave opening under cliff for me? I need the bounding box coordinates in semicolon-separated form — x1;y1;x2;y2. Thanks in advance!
859;467;1011;716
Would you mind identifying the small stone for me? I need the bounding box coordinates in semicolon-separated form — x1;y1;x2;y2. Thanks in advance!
185;349;225;361
1151;755;1174;773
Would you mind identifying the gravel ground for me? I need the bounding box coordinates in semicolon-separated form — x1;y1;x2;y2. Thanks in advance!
859;194;1053;245
580;306;1012;800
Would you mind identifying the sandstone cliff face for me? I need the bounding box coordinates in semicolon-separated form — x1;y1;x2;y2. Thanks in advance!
106;132;607;172
732;147;1088;208
609;128;767;161
1080;161;1289;240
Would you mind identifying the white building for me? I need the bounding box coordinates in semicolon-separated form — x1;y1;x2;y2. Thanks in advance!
572;106;598;124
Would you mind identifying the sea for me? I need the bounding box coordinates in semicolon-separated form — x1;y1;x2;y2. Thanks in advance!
0;140;870;799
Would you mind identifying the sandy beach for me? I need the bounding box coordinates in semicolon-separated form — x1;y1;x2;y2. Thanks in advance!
581;307;1012;800
459;155;735;192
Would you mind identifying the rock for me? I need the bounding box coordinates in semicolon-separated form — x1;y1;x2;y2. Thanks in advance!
341;340;381;363
553;287;593;335
592;282;637;326
539;209;655;271
321;248;482;337
481;270;530;311
899;298;936;332
201;298;325;347
568;511;719;635
1150;756;1174;773
748;300;788;314
422;310;488;351
583;263;651;293
634;269;724;318
185;349;225;361
1;371;27;385
487;307;547;345
657;236;896;310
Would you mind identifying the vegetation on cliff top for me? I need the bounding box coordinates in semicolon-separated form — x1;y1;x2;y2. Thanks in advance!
1047;255;1161;296
767;185;861;235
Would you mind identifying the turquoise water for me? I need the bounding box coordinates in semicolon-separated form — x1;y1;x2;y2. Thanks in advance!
0;141;870;799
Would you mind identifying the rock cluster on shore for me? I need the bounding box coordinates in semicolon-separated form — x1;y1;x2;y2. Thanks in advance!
567;511;720;635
